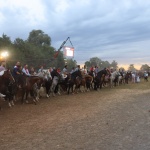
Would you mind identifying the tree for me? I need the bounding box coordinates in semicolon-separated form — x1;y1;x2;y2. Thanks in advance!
84;57;118;70
128;64;136;71
110;60;118;69
119;67;125;71
66;59;77;71
27;30;51;46
140;64;150;71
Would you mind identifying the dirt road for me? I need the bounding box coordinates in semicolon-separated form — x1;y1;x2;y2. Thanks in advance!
0;82;150;150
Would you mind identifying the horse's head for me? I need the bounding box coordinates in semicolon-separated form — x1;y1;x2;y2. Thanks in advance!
106;68;111;76
3;69;15;83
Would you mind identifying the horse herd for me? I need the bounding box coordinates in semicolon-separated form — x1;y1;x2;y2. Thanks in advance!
0;68;133;110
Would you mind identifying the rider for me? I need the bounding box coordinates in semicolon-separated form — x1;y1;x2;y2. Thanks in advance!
12;62;22;77
70;67;75;74
62;65;68;74
144;71;148;81
0;60;6;97
82;65;88;75
94;66;99;76
22;64;30;76
75;65;80;71
38;65;44;73
12;61;23;87
62;65;68;79
29;67;36;75
0;60;6;72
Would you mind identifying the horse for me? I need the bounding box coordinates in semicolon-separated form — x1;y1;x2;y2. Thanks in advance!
21;75;42;104
0;69;15;108
94;68;110;90
57;74;69;94
67;70;82;94
80;71;93;92
50;69;61;96
87;71;95;89
109;70;120;88
124;72;132;84
37;69;52;98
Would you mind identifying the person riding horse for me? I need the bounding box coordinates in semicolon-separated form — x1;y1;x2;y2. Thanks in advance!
12;61;24;88
94;68;110;90
22;64;31;76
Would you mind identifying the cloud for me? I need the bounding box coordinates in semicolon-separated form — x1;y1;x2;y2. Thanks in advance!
0;0;150;67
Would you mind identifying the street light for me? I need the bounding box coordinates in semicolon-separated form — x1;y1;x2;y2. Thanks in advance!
1;51;8;58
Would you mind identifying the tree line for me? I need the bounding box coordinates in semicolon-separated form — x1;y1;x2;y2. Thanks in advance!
0;29;149;72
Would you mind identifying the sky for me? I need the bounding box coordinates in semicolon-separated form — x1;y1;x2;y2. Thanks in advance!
0;0;150;69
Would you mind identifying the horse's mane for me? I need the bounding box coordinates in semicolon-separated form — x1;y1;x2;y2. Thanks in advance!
97;69;107;76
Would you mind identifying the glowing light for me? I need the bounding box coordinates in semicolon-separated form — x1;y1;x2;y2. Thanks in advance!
1;51;9;58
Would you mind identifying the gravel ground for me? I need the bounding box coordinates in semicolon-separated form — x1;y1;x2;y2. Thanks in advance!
0;82;150;150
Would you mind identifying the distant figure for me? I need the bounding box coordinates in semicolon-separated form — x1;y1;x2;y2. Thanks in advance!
22;64;30;76
29;67;37;75
70;67;75;74
75;65;80;71
38;65;44;73
144;71;148;81
0;60;6;72
62;65;68;74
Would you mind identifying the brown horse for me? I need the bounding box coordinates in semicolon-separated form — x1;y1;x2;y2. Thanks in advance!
80;72;93;92
0;69;15;108
21;75;42;104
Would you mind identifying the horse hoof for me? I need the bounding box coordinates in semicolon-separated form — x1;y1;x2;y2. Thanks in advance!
33;100;37;105
25;100;29;104
57;92;61;95
8;103;12;108
11;101;15;106
36;98;39;102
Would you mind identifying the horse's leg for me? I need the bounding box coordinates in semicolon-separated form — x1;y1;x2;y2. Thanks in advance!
45;81;50;98
57;85;61;95
67;84;70;95
52;85;56;96
94;81;97;90
21;89;26;104
72;84;75;94
8;98;12;108
30;90;36;105
25;90;29;104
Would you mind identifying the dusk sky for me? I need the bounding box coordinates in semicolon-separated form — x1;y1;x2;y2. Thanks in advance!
0;0;150;69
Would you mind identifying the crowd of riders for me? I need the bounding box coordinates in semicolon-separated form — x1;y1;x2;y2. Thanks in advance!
0;60;149;98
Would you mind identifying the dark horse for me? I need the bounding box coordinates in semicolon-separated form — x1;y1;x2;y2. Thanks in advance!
0;69;15;109
67;70;82;94
94;68;110;90
125;72;132;84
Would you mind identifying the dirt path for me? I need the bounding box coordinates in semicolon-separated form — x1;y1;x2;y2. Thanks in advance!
0;83;150;150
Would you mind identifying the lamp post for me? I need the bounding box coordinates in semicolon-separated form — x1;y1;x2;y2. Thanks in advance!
1;51;9;68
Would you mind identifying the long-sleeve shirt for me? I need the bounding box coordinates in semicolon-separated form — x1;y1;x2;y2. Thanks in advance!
22;68;30;76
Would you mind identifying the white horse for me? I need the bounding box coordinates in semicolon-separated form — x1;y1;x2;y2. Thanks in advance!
51;76;60;96
110;71;119;88
36;69;52;98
